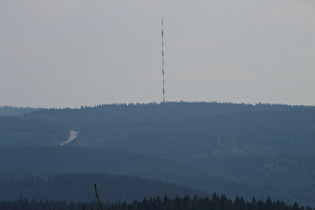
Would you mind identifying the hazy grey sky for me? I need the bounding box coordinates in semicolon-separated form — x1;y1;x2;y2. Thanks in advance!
1;1;315;108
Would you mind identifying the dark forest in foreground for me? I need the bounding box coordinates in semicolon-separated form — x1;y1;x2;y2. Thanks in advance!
0;173;207;203
1;194;314;210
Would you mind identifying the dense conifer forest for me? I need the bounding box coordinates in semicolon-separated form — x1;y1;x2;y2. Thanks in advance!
0;106;35;116
1;102;315;207
1;194;314;210
0;173;207;203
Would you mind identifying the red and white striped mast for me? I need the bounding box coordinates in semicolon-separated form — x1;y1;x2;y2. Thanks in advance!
161;18;166;103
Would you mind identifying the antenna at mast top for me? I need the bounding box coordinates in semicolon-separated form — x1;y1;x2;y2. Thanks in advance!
161;18;165;103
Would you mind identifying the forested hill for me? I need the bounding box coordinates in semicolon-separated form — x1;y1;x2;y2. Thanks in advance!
0;116;68;146
28;102;315;157
0;106;35;116
30;102;314;126
0;173;207;203
2;102;315;206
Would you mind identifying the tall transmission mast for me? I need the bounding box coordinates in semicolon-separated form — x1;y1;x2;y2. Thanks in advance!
161;18;166;103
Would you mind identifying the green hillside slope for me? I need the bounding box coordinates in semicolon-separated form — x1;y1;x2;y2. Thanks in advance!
0;116;68;146
29;102;315;157
0;173;208;203
1;102;315;206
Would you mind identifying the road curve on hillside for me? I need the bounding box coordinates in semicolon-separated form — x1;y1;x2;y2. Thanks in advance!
60;130;78;146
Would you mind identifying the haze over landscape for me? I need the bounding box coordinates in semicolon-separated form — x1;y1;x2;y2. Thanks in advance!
1;1;315;209
1;1;315;108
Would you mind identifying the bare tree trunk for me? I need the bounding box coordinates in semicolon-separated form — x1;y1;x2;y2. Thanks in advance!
94;184;103;210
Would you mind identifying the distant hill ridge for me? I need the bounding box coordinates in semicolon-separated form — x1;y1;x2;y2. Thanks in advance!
29;101;315;123
28;101;315;156
0;106;35;116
